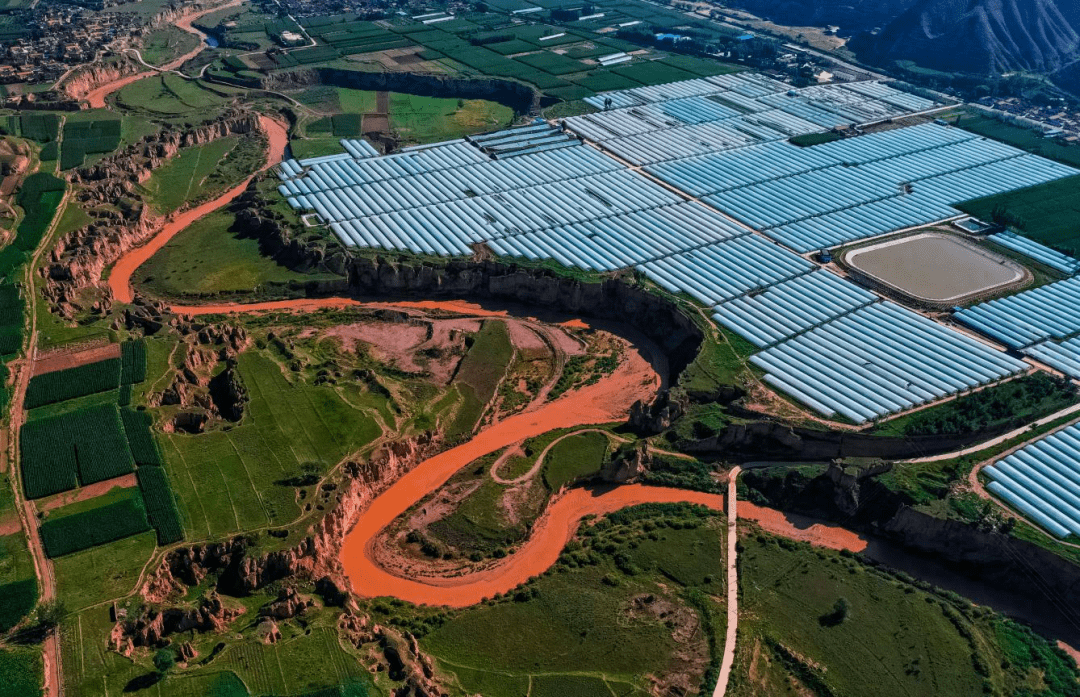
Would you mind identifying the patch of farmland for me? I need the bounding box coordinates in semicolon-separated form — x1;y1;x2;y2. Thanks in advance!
20;402;134;498
445;320;514;439
24;357;121;409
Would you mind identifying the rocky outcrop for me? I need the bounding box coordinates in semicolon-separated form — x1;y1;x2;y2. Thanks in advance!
686;418;1037;462
60;57;142;100
110;592;243;654
260;587;313;620
339;615;446;697
343;257;704;386
601;441;650;483
42;111;262;316
629;391;685;435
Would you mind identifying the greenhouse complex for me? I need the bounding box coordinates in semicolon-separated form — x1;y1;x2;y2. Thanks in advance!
272;71;1080;537
276;75;1077;412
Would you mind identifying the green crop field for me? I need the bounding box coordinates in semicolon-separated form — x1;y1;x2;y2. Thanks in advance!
25;358;121;409
0;647;42;697
542;431;610;490
142;137;239;214
421;504;725;697
60;118;122;170
121;340;147;385
960;176;1080;256
160;350;381;540
135;208;337;297
0;532;37;632
116;73;243;115
730;532;1080;697
121;407;163;466
40;489;151;558
388;94;513;144
137;466;184;544
20;402;135;498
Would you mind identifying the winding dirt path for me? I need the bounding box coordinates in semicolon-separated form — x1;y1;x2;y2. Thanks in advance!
84;0;244;109
109;114;288;303
490;428;618;486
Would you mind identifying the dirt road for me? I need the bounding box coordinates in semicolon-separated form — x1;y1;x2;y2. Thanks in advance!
109;115;288;303
714;466;740;697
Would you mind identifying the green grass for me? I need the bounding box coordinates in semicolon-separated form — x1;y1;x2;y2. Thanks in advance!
54;531;157;611
389;94;513;145
730;531;1080;697
134;208;336;298
445;320;513;439
143;137;238;214
116;73;243;115
542;431;609;490
420;505;725;696
677;326;755;397
871;373;1077;438
0;647;42;697
161;350;381;540
955;110;1080;168
959;176;1080;257
0;532;37;632
139;24;201;65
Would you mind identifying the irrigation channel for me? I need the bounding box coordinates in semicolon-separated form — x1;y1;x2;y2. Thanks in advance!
105;114;1080;687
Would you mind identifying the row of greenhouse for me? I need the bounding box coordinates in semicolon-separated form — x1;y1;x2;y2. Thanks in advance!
750;302;1029;423
988;231;1080;276
1024;338;1080;380
985;423;1080;538
955;276;1080;349
711;270;878;348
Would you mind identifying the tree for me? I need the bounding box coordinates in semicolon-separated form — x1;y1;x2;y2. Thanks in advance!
35;599;66;629
820;597;850;626
153;649;176;675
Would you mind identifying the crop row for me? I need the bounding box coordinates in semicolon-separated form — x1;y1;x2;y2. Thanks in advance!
137;467;184;545
120;339;147;385
121;407;163;466
60;119;122;170
24;357;121;409
40;495;150;558
20;403;135;499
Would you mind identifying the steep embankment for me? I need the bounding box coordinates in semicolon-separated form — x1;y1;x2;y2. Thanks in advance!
730;0;918;33
108;115;288;304
851;0;1080;75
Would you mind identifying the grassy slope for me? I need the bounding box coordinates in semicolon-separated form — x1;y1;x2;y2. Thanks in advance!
420;506;726;697
388;94;513;145
143;137;238;214
542;430;609;490
161;350;381;541
445;320;514;440
134;208;336;297
731;531;1080;697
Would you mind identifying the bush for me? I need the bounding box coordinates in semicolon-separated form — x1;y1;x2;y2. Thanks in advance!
137;467;184;545
24;358;121;408
40;495;150;558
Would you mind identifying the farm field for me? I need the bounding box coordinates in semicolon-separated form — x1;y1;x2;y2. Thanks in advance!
142;137;239;214
389;94;513;144
139;24;201;66
729;531;1080;697
133;208;341;297
160;350;382;541
420;504;726;697
960;176;1080;256
53;531;157;612
444;319;514;440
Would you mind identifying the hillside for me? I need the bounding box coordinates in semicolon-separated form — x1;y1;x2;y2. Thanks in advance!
850;0;1080;75
729;0;918;33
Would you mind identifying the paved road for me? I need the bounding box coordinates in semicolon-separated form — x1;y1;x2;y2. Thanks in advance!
714;465;740;697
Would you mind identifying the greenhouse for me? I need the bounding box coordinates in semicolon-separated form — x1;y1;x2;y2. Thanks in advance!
985;423;1080;538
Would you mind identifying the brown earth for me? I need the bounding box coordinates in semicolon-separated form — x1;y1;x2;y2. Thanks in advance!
35;475;139;514
33;341;120;376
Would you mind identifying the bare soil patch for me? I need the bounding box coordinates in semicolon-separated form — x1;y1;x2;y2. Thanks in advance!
35;473;139;513
33;341;120;376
